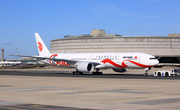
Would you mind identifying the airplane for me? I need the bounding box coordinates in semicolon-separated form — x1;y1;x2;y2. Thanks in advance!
0;61;22;66
12;33;159;76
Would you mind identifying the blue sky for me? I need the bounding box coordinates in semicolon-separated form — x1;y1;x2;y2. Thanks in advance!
0;0;180;59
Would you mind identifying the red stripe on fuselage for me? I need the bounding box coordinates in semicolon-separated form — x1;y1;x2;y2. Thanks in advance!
101;59;155;68
49;54;70;66
124;60;155;68
101;59;128;68
49;54;58;66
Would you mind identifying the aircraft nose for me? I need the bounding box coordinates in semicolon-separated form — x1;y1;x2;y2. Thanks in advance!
155;59;159;65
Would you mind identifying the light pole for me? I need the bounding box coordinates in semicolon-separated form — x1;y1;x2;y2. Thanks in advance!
16;48;17;62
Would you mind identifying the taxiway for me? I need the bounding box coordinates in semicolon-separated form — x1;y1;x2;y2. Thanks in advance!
0;68;180;110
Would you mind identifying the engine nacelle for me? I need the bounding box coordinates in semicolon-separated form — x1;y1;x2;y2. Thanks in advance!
112;68;127;72
77;62;94;72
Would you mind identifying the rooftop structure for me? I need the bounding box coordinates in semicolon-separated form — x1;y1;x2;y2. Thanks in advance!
64;29;122;38
168;33;180;37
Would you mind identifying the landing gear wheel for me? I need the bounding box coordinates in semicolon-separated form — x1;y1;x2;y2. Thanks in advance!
92;69;103;75
144;68;149;76
72;71;83;75
72;72;76;75
79;72;83;75
144;73;148;76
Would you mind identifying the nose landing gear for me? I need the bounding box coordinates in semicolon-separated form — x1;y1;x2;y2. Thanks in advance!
144;68;151;76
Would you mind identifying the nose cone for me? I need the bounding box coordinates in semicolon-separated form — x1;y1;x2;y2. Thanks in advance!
154;59;159;65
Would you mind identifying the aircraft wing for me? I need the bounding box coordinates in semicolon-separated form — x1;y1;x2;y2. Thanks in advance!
10;54;100;66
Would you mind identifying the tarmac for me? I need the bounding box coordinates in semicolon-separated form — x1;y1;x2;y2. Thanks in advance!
0;67;180;110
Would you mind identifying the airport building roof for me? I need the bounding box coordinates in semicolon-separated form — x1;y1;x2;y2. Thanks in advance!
64;29;122;39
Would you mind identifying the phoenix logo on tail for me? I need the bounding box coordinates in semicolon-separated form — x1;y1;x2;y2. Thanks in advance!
38;42;43;52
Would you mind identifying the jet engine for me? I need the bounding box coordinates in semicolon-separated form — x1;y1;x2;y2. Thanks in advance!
112;68;127;72
77;62;94;72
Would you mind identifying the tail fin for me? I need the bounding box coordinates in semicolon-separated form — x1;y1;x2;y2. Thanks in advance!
35;33;50;56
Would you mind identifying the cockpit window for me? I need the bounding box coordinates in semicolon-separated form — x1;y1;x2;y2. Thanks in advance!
150;57;157;60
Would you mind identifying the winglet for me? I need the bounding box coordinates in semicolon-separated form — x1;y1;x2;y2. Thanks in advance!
35;33;50;56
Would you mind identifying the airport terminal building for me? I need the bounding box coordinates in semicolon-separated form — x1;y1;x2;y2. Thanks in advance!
50;29;180;65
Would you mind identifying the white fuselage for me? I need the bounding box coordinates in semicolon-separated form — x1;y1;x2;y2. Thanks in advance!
43;52;159;69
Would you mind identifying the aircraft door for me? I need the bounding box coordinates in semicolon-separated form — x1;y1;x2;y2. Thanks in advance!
137;56;142;63
88;56;91;61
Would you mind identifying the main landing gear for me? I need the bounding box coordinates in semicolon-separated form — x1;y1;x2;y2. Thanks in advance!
72;69;103;75
92;69;103;75
72;71;83;75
